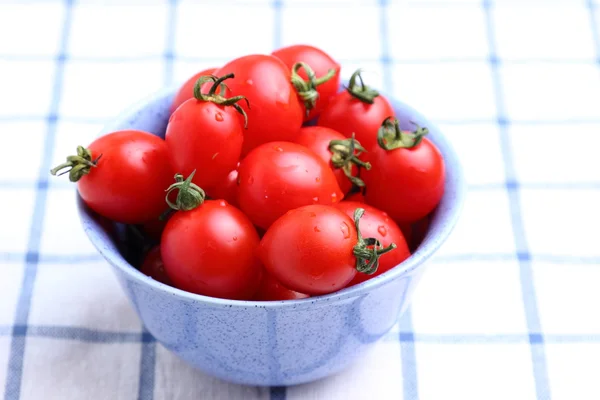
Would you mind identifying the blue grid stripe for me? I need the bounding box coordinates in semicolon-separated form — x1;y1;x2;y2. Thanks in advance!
483;1;551;398
3;1;74;399
589;0;600;62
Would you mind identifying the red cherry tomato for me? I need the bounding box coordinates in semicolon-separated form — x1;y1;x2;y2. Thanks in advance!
335;202;410;286
409;214;432;252
140;246;172;285
294;126;370;195
171;67;217;113
161;199;262;300
345;191;365;203
237;141;344;230
50;130;173;224
259;205;396;295
141;217;169;243
211;55;303;156
205;164;239;207
254;273;309;301
318;69;395;151
166;74;244;189
363;118;445;224
272;44;341;121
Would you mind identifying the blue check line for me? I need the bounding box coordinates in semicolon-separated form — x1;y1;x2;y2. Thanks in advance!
3;1;74;399
483;1;551;399
588;0;600;64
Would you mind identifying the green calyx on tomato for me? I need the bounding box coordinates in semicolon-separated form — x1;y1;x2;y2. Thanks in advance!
290;61;336;116
165;170;206;211
50;145;102;182
192;73;251;128
345;69;380;104
377;117;429;150
352;208;397;274
328;133;371;188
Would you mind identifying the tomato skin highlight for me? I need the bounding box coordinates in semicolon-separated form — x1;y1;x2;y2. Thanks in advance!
363;137;445;224
258;205;358;295
212;55;304;156
206;165;239;208
77;130;173;224
140;246;172;286
165;98;243;190
272;44;341;121
237;141;344;230
294;126;356;195
335;202;410;286
318;91;395;152
161;200;262;300
254;273;309;301
170;67;217;113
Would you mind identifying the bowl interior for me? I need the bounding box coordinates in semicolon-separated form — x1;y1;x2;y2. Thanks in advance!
77;87;466;307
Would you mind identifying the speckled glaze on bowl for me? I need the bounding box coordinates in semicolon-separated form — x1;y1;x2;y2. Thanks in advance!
77;87;465;386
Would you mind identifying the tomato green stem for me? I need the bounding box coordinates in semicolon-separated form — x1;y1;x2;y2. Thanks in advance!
165;170;206;211
377;117;429;150
49;145;102;182
345;69;379;104
352;208;397;274
290;62;336;116
328;134;371;188
192;73;251;128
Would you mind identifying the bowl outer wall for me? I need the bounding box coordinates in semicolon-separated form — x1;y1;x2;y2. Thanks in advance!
76;86;466;386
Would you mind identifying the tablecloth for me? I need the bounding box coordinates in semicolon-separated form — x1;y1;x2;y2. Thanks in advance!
1;0;599;399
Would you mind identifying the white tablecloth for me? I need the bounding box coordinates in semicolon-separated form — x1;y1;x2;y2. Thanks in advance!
1;0;599;399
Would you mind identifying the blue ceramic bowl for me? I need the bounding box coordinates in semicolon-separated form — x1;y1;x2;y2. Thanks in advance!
77;87;466;386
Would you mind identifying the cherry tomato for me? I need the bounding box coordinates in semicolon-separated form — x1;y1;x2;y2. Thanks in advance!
166;74;245;189
345;191;365;203
161;199;262;300
318;69;395;151
211;55;303;156
237;141;343;230
50;130;174;224
205;164;239;207
258;205;396;295
141;217;169;243
254;273;309;301
363;118;445;224
272;44;341;121
294;126;370;195
140;246;172;285
335;202;410;286
171;67;217;113
409;214;432;252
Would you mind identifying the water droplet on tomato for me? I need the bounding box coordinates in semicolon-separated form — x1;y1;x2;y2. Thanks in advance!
274;145;283;152
246;79;253;86
219;200;227;207
308;212;317;217
312;197;319;203
215;112;224;121
314;226;321;232
315;177;321;183
331;192;338;202
232;236;238;241
264;195;269;199
377;225;387;236
247;176;254;185
340;222;351;239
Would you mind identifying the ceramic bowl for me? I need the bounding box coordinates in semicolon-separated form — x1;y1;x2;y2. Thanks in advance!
77;87;466;386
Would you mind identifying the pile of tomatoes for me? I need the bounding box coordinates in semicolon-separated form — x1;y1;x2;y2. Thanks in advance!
51;44;446;301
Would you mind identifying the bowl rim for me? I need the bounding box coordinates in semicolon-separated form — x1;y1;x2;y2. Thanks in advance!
78;86;466;309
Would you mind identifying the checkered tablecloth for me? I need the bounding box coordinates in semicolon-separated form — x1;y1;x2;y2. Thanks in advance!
1;0;599;399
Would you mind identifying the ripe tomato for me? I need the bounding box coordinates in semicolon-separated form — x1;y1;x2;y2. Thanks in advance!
205;164;239;207
170;67;217;113
140;246;172;285
318;69;395;151
161;198;262;300
254;273;309;301
363;118;445;224
294;126;370;195
211;55;303;156
237;141;343;230
141;217;169;243
345;191;365;203
335;202;410;286
258;205;397;295
50;130;173;224
272;44;340;121
166;74;245;190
